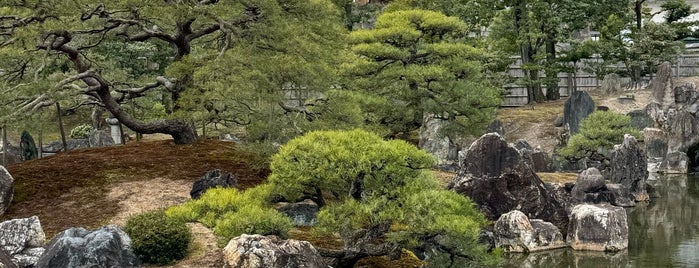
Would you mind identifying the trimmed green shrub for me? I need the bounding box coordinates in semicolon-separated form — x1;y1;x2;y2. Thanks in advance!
69;124;94;139
559;111;641;159
124;210;191;265
269;129;499;267
165;184;292;243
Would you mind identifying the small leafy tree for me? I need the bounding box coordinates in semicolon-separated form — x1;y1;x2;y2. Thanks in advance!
268;129;498;267
559;111;641;160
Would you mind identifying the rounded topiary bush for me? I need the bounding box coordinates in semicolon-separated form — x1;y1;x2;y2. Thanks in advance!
124;210;192;265
69;124;94;139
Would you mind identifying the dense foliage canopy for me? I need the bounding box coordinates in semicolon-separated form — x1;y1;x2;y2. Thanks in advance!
269;129;497;267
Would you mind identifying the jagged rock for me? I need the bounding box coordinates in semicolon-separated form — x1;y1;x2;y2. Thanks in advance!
419;115;458;167
88;130;115;148
486;119;505;137
649;61;674;109
627;110;654;131
513;140;551;172
36;225;139;268
659;151;689;174
689;143;699;173
19;131;37;161
604;184;635;207
570;168;636;207
563;91;596;135
644;128;668;162
571;168;606;202
609;135;648;201
530;151;552;172
545;183;571;209
514;139;532;151
0;248;17;268
567;204;628;252
276;200;319;227
493;210;566;253
644;102;665;128
0;166;13;215
449;133;569;232
42;139;90;153
514;141;552;172
0;216;45;268
673;82;698;105
601;73;622;95
222;234;325;268
190;170;238;199
667;110;699;154
0;145;22;166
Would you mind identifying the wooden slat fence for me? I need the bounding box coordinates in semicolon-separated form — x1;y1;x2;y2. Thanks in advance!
503;54;699;106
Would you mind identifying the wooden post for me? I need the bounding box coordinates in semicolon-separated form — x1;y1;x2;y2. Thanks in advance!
56;103;68;152
38;128;43;159
117;122;125;145
1;126;7;166
202;121;206;139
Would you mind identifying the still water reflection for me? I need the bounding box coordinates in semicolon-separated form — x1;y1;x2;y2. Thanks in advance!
502;174;699;268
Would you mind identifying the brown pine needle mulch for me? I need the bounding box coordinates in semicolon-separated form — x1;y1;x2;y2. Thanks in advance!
3;139;268;238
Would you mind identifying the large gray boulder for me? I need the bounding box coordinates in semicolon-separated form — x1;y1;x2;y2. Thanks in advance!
0;166;13;215
627;110;654;131
36;225;139;268
190;169;238;199
644;128;668;162
570;168;606;203
222;234;325;268
19;131;37;161
88;130;115;148
659;151;689;174
0;145;22;166
649;61;675;109
449;133;569;232
601;73;622;95
0;216;45;268
567;204;628;252
673;82;698;107
0;248;17;268
276;199;319;227
570;168;636;207
667;110;699;154
608;135;648;201
42;139;91;153
515;140;552;172
418;115;458;167
563;91;596;135
604;184;635;207
493;210;565;253
644;102;666;128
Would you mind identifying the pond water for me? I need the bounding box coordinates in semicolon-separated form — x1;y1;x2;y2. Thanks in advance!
502;174;699;268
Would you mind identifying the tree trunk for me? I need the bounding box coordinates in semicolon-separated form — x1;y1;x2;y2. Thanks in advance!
545;33;560;100
96;89;197;144
1;126;6;166
530;71;545;103
56;103;68;151
91;106;105;130
635;0;644;30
